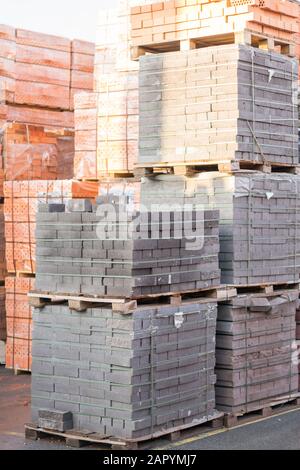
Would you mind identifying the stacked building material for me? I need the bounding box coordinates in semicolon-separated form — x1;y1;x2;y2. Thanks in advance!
0;205;5;279
0;103;74;129
31;299;218;439
138;44;298;167
35;199;220;297
74;1;139;179
30;0;300;439
5;277;34;372
97;172;300;286
0;286;5;341
4;181;99;274
96;71;139;175
1;123;74;181
70;40;95;109
215;291;299;413
74;93;97;180
0;25;95;371
0;25;94;111
296;304;300;391
130;0;299;63
3;181;99;371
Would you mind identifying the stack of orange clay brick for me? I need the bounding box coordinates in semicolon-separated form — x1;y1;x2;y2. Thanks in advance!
130;0;299;65
0;24;96;372
74;1;139;178
4;180;99;372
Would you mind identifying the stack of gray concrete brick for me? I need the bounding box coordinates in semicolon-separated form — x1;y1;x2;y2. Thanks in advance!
296;304;300;391
31;300;218;439
138;172;300;285
35;200;220;297
215;291;299;414
139;44;298;166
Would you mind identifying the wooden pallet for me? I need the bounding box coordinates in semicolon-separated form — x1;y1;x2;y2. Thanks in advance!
131;29;295;60
224;394;300;428
25;411;224;449
28;281;300;313
134;159;300;177
232;280;300;296
28;285;237;313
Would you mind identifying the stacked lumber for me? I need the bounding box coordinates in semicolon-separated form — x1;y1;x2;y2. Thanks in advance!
0;25;95;111
31;300;218;439
1;123;74;181
5;276;34;372
4;180;99;275
130;0;299;63
216;291;299;413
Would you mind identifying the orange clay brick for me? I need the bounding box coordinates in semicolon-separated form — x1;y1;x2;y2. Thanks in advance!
5;276;35;372
131;0;298;50
152;2;164;11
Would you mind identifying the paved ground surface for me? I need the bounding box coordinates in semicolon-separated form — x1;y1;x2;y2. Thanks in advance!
0;366;299;450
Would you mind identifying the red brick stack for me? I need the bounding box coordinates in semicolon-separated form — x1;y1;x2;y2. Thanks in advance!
0;24;96;372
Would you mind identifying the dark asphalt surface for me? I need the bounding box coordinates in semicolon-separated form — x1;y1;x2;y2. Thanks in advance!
166;410;300;450
0;366;299;450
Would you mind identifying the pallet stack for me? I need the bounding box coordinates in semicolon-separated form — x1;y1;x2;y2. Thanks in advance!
31;299;219;439
0;26;94;111
28;0;300;447
31;198;222;439
0;24;96;373
138;44;298;169
216;291;299;416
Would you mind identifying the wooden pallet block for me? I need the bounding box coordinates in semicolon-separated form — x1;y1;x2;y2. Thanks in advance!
233;281;300;296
